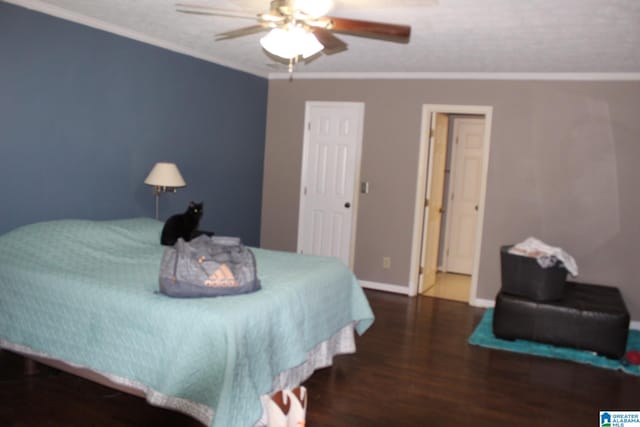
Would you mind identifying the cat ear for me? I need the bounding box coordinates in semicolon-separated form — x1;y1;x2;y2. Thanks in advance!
189;201;195;207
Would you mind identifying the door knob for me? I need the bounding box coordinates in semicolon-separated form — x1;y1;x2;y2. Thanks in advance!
475;205;479;211
345;202;351;208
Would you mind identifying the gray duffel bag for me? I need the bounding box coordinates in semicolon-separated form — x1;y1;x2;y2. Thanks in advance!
159;235;261;298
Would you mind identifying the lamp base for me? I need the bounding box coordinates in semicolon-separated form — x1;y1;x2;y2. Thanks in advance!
152;186;177;220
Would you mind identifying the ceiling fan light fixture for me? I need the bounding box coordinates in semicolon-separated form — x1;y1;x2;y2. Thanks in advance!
294;0;333;18
260;26;324;59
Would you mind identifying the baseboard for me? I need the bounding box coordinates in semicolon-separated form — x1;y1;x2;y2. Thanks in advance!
631;321;640;331
359;280;409;295
470;297;495;308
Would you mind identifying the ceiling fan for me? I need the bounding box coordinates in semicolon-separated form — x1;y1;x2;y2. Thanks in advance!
176;0;411;70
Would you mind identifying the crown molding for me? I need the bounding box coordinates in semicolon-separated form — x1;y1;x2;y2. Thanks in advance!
268;71;640;81
5;0;267;79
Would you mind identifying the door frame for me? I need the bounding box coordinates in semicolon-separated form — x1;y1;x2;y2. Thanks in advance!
409;104;493;305
296;101;365;268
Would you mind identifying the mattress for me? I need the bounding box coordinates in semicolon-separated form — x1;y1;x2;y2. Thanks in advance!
0;218;374;427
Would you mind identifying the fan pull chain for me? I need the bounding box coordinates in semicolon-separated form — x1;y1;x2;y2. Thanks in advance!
288;56;300;80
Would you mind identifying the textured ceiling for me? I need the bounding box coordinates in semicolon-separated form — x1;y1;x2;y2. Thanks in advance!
8;0;640;78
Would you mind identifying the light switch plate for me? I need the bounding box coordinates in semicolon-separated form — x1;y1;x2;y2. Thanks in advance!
361;181;369;194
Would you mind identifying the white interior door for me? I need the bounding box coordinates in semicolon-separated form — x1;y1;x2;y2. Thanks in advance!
444;117;485;274
419;113;449;292
297;102;364;266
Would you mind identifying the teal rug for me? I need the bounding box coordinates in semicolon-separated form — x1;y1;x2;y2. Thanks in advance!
469;309;640;376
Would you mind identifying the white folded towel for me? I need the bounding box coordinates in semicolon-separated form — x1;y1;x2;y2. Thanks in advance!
508;237;578;276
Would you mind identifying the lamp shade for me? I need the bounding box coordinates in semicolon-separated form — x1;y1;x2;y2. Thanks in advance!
144;162;186;188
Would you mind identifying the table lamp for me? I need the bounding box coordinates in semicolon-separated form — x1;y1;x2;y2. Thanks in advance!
144;162;186;220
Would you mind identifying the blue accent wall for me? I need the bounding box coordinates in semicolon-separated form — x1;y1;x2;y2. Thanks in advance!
0;3;267;245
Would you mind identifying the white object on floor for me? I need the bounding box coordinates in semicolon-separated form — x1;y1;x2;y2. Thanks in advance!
285;386;307;427
509;237;578;276
261;386;307;427
254;323;356;426
264;390;290;427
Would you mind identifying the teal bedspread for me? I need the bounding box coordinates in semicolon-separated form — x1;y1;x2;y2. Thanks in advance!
0;218;374;427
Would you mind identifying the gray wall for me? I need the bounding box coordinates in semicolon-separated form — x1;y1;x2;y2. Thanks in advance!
0;3;268;245
261;78;640;320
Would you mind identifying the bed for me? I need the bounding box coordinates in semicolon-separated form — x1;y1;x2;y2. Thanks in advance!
0;218;374;427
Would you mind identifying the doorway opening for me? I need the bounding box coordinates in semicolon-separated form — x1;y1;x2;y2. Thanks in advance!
409;105;493;305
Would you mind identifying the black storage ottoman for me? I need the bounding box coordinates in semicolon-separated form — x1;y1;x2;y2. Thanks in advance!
493;281;630;359
500;245;567;301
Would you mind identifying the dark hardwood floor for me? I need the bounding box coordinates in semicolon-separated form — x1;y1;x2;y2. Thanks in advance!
1;290;638;426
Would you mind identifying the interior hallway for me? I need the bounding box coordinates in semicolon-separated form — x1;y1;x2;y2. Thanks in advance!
421;271;471;302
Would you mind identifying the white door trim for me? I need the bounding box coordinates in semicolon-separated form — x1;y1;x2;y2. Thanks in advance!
296;101;365;268
409;104;493;305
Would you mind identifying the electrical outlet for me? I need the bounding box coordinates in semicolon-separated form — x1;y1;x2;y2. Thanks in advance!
383;257;391;269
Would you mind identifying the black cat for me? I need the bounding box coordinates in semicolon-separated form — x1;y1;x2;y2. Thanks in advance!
161;201;204;246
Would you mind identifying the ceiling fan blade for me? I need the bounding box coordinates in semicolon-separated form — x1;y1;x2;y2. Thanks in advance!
311;28;348;54
215;24;269;40
176;9;259;20
176;3;258;19
324;17;411;42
